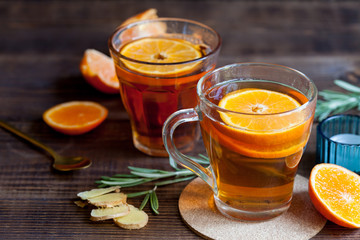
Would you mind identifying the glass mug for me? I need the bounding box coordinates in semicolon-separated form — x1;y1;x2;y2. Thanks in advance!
109;18;221;157
163;63;317;221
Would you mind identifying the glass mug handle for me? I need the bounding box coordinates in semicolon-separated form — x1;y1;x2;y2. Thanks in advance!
162;108;214;189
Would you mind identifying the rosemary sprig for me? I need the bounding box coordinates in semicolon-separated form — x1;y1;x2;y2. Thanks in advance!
315;80;360;121
97;155;209;214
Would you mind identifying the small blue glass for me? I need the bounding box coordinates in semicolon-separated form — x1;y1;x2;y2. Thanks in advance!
317;114;360;173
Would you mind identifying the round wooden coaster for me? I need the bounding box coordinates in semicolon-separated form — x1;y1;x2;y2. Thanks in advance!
179;175;327;240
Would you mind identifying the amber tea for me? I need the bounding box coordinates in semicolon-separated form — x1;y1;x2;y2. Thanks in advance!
200;80;312;219
163;63;317;221
109;19;221;156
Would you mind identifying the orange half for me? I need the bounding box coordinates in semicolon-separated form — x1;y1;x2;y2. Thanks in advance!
309;163;360;228
43;101;108;135
80;49;119;94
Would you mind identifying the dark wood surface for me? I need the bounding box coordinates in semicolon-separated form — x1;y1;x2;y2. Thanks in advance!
1;0;360;239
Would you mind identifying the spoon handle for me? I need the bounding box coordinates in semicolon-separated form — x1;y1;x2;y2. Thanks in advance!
0;120;57;157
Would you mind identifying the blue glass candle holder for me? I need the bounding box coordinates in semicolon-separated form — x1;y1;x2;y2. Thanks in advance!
317;114;360;173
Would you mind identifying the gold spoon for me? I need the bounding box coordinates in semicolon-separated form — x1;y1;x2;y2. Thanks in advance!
0;120;92;171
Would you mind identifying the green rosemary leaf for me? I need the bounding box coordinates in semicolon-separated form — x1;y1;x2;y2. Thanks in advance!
128;166;169;174
99;178;154;187
139;193;150;210
152;208;159;215
97;184;107;188
319;90;351;100
155;175;196;186
101;176;142;182
189;155;210;165
130;171;176;178
150;190;159;214
126;190;151;198
335;80;360;93
198;153;209;161
315;80;360;121
112;173;138;178
169;156;180;170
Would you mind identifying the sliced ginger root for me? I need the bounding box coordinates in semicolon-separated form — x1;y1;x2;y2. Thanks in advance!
90;204;130;221
88;193;127;207
75;186;149;229
114;205;149;230
77;186;120;200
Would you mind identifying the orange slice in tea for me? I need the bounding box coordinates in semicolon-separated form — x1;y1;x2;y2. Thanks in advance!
120;38;202;76
43;101;108;135
309;163;360;228
215;88;310;158
80;49;119;94
219;89;301;129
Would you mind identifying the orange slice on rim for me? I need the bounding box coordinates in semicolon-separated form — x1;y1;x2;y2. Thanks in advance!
80;49;119;94
309;163;360;228
211;88;311;158
43;101;108;135
120;38;202;76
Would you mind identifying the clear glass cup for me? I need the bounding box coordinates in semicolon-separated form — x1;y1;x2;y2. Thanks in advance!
317;114;360;173
109;18;221;157
163;63;317;221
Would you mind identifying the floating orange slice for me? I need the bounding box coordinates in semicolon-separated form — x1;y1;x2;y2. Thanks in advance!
219;89;302;130
120;38;202;76
207;88;311;158
309;163;360;228
43;101;108;135
80;49;119;94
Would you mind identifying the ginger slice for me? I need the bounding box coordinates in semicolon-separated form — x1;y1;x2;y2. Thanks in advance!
90;204;130;221
74;200;88;208
88;193;127;207
113;205;148;230
77;186;120;200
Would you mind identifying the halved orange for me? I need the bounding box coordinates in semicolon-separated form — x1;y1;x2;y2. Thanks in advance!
80;49;119;94
120;8;158;27
43;101;108;135
81;9;160;94
210;88;311;158
120;38;202;76
309;163;360;228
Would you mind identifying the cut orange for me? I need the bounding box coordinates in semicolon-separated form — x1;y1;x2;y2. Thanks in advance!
210;88;311;158
219;89;302;130
120;8;158;27
118;8;165;43
80;49;119;94
43;101;108;135
120;38;202;76
81;9;160;94
309;163;360;228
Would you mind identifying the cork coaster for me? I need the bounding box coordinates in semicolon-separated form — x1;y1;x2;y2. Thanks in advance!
179;175;327;240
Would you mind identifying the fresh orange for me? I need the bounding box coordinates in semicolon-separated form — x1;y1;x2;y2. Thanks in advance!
309;163;360;228
80;49;119;94
43;101;108;135
212;88;311;158
80;9;160;94
118;8;165;43
120;38;202;76
120;8;158;27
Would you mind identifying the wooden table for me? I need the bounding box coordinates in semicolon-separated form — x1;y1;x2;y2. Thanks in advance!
1;1;360;239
